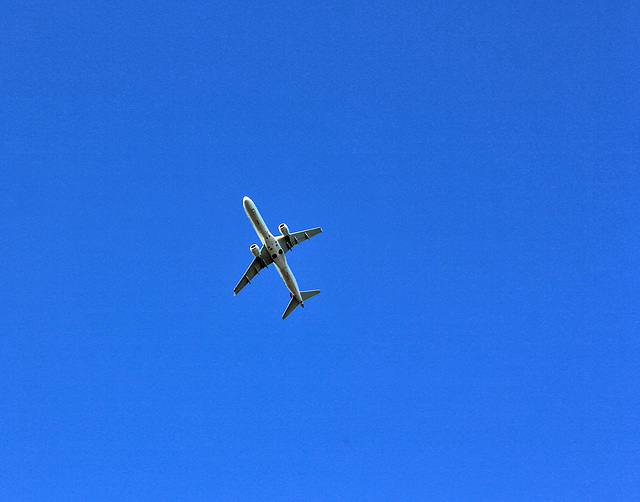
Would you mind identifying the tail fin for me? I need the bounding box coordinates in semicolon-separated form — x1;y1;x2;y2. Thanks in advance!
282;290;321;319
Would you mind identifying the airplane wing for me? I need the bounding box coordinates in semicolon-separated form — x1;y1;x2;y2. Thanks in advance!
276;227;322;253
233;245;273;295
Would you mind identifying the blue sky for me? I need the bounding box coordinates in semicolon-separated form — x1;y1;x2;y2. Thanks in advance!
1;1;639;500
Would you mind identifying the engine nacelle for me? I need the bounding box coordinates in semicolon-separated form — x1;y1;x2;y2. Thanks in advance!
250;244;260;258
279;223;290;236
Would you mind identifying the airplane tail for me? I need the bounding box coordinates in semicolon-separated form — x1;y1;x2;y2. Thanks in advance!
282;290;321;319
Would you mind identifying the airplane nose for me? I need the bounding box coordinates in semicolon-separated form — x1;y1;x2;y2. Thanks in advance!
243;196;252;208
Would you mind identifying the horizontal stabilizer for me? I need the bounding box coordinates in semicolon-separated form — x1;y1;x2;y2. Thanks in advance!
301;290;321;301
282;296;300;320
282;290;321;319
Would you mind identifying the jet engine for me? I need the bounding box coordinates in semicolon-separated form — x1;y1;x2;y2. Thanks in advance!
250;244;260;258
279;223;290;236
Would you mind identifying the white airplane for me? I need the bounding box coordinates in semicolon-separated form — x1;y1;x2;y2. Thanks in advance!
234;196;323;319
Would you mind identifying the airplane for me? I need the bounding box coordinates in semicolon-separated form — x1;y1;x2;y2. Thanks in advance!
234;196;323;319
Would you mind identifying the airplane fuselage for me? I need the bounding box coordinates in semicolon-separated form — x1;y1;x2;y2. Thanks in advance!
243;196;303;304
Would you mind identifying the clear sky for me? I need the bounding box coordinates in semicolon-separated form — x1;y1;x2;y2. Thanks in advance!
1;1;639;500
